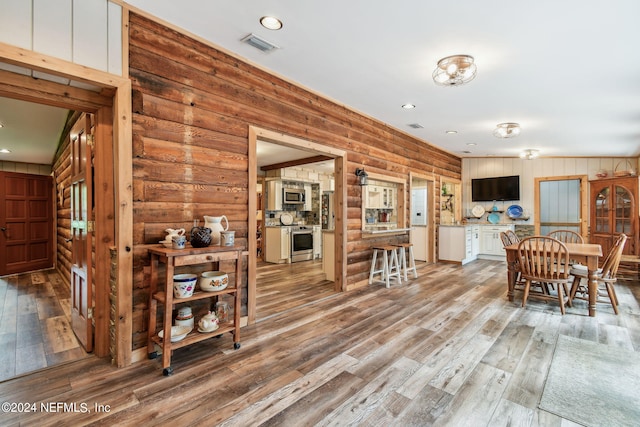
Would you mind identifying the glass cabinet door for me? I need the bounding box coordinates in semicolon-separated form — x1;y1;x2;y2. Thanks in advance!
615;185;632;234
594;187;610;233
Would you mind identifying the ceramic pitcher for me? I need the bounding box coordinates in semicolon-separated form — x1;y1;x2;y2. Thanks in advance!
203;215;228;245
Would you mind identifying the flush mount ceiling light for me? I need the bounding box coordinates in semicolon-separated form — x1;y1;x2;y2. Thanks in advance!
260;16;283;30
445;130;458;134
520;149;539;160
494;122;521;138
432;55;477;87
401;103;415;109
0;148;11;153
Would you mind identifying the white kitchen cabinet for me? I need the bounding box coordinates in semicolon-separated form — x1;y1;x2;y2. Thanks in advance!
313;225;322;259
479;225;514;258
266;180;283;211
304;183;313;211
366;184;395;209
265;227;290;263
438;225;476;265
471;226;480;257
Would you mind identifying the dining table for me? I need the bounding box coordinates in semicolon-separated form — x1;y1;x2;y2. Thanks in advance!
504;242;603;316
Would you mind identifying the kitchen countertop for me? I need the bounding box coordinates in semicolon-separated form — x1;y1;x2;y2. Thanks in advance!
363;227;411;235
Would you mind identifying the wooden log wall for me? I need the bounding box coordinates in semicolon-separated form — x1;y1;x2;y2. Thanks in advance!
128;13;461;350
53;135;72;283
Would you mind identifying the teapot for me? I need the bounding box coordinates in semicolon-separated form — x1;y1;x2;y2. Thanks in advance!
190;220;212;248
198;311;219;333
164;228;185;242
203;215;229;245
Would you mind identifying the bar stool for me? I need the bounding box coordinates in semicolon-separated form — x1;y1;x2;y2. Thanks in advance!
394;242;418;281
369;245;402;288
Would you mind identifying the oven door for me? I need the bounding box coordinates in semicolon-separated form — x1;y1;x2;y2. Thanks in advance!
291;230;314;262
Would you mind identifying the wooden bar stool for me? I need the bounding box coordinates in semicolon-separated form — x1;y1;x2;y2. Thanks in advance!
394;242;418;280
369;245;402;288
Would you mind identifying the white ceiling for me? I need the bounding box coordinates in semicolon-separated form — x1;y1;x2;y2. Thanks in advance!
2;1;640;166
124;0;640;159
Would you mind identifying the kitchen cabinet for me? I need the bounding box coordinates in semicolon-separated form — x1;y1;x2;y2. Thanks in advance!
590;176;639;257
438;225;476;265
147;245;244;376
304;184;313;211
266;180;283;210
479;225;514;257
265;226;291;263
365;185;395;209
313;225;322;259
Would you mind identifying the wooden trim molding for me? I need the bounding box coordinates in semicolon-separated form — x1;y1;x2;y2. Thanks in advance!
0;42;134;367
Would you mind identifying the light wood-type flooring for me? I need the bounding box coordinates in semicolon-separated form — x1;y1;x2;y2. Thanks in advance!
0;259;638;426
0;270;89;382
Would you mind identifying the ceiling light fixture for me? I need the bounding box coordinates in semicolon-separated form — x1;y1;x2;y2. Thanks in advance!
401;103;415;109
445;130;457;134
432;55;477;87
0;148;11;153
260;16;283;30
493;122;521;138
520;149;539;160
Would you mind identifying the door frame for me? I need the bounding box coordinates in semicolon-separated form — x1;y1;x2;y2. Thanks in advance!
409;171;436;263
0;42;133;366
248;126;346;325
534;175;589;237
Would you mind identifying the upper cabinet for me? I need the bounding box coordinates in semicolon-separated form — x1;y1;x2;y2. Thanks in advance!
589;176;639;256
361;173;406;233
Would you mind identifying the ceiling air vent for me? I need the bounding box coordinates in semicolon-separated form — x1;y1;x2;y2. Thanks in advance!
408;123;424;129
241;33;279;53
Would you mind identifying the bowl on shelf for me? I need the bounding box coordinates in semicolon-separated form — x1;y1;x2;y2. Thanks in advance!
173;273;197;298
199;271;229;292
158;325;191;342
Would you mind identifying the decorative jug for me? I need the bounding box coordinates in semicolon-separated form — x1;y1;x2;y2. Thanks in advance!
164;228;185;242
190;220;212;248
203;215;229;245
198;311;219;333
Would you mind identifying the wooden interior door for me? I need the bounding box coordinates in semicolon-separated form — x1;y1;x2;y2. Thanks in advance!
0;172;53;275
70;114;94;352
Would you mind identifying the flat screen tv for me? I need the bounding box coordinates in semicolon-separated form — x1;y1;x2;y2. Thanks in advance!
471;175;520;202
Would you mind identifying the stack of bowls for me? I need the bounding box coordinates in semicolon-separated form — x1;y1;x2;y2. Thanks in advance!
174;306;194;330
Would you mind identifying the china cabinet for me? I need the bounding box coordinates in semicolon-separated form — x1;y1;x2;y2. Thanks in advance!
589;176;639;257
147;245;244;376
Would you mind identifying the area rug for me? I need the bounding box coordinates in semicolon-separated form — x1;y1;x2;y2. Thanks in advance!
539;335;640;427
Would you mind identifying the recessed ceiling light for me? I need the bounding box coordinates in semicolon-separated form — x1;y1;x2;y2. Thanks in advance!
0;123;4;128
445;130;457;134
401;103;415;109
0;148;11;153
466;143;476;146
260;16;283;30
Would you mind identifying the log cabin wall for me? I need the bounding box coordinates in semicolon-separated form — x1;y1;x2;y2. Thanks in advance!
128;14;460;350
52;132;72;283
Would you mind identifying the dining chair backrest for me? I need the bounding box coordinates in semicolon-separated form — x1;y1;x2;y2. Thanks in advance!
505;230;520;245
600;233;627;280
517;236;571;280
499;231;512;248
547;229;584;244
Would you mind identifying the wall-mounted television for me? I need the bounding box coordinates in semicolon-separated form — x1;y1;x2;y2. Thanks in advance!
471;175;520;202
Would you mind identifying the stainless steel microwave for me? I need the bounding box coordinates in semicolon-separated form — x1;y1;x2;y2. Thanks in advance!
283;188;305;204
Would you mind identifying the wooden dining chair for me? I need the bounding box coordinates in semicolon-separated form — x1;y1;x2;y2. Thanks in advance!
568;233;627;314
505;229;520;244
517;236;571;314
547;229;584;244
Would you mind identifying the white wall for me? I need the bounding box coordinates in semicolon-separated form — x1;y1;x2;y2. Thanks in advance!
0;0;123;77
462;157;639;223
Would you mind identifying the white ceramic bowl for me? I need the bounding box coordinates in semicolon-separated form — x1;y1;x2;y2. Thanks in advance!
173;273;197;298
199;271;229;292
159;241;172;248
158;325;191;342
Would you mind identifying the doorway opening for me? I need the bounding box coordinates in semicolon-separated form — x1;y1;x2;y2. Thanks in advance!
248;127;346;324
409;172;436;263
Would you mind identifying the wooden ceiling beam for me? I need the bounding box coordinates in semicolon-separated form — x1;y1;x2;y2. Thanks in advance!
260;155;333;171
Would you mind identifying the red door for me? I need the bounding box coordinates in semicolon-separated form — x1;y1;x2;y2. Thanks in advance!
0;172;53;275
70;114;94;352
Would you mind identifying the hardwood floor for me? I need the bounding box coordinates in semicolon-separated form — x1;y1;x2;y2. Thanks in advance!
0;259;638;426
0;270;89;382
